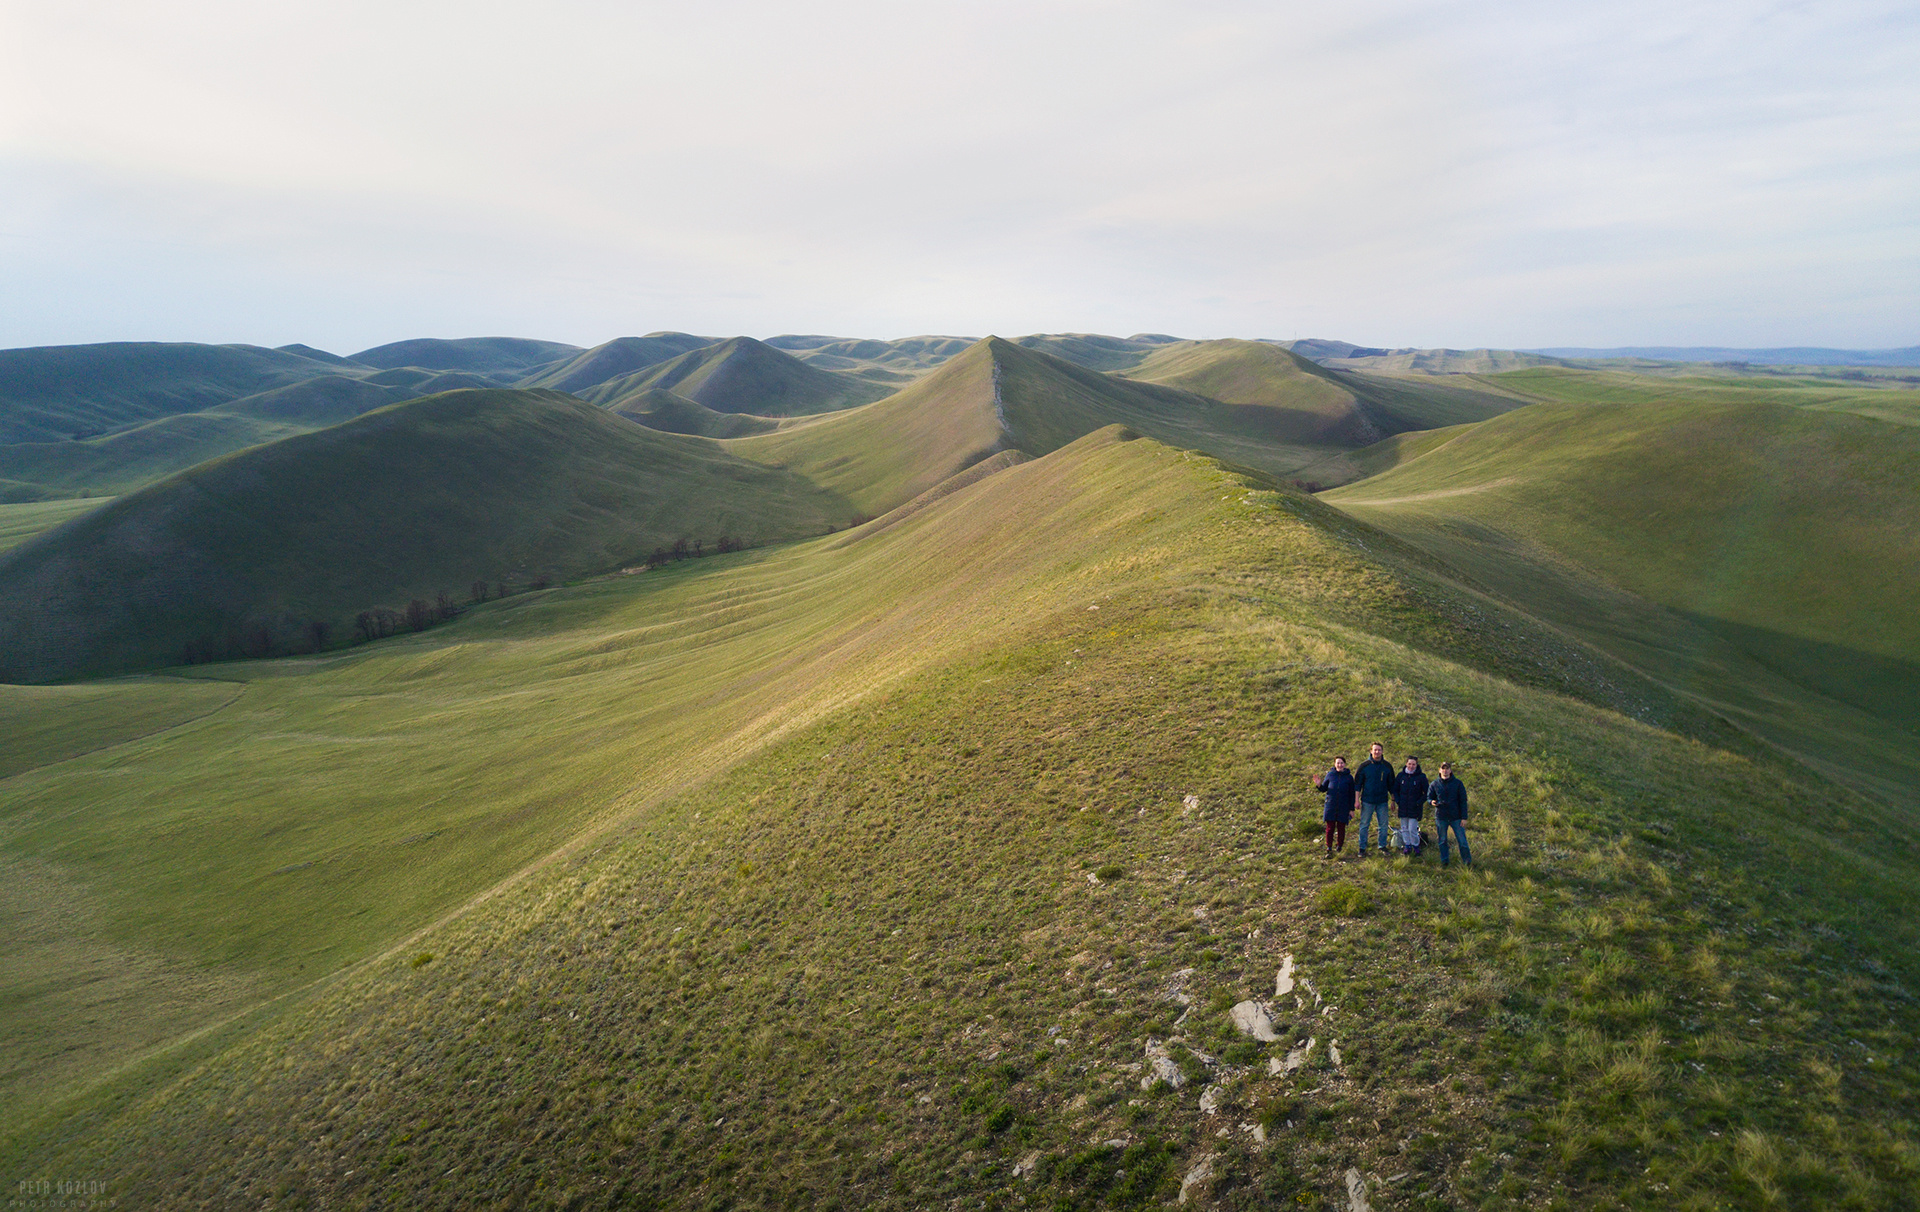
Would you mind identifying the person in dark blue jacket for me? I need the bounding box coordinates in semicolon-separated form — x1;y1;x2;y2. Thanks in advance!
1311;757;1357;858
1353;742;1396;857
1391;757;1429;856
1428;762;1472;867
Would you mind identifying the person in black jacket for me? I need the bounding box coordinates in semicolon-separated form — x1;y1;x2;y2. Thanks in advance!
1353;742;1396;858
1391;756;1429;857
1428;762;1472;867
1310;757;1357;858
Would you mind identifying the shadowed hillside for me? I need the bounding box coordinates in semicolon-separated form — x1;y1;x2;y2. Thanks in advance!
609;388;781;437
1011;332;1183;371
0;342;351;443
347;336;583;377
517;333;715;394
587;336;893;415
766;334;975;385
731;337;1528;515
1324;398;1920;797
0;389;853;682
1121;339;1385;446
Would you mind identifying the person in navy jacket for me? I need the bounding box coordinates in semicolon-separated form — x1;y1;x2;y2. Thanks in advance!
1428;762;1472;867
1311;757;1357;858
1353;742;1396;857
1391;756;1429;856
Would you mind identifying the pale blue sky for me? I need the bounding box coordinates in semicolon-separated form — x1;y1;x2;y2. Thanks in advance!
2;0;1914;351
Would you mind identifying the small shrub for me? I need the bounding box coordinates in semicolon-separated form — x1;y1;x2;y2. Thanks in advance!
1222;1039;1264;1066
1294;818;1325;840
1315;884;1372;917
1094;864;1125;881
409;952;435;969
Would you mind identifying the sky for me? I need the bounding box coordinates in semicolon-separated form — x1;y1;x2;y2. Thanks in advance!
1;0;1915;353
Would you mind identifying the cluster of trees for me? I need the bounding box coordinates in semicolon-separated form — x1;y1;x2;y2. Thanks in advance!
180;622;324;666
178;579;549;666
643;535;744;569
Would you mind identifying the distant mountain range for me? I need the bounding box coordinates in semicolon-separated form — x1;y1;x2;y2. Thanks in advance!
1520;344;1920;367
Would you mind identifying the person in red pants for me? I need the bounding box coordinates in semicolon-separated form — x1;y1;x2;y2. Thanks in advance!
1310;757;1357;858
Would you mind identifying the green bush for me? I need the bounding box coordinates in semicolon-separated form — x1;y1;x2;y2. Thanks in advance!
1094;864;1125;881
1315;883;1372;917
1294;818;1325;839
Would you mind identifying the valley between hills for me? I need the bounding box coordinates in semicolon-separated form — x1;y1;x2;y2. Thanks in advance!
1;330;1916;1210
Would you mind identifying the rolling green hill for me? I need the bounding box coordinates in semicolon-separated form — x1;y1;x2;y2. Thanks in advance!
609;388;782;437
207;374;414;426
517;333;716;394
1318;348;1569;374
1120;339;1386;446
0;498;106;553
1323;398;1920;798
0;412;309;498
587;336;893;416
5;427;1915;1209
0;389;854;683
730;337;1531;516
1011;332;1183;371
0;341;350;443
347;336;583;377
1470;364;1920;426
766;334;975;385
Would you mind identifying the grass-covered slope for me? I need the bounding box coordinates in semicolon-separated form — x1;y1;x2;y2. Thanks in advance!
0;341;348;443
8;431;1916;1210
730;337;1523;518
517;333;716;394
0;411;308;497
0;497;107;552
609;388;781;437
0;389;853;682
589;337;893;416
766;334;975;386
1121;339;1383;446
1323;399;1920;796
1319;348;1569;374
346;336;583;377
1468;364;1920;425
1011;332;1183;371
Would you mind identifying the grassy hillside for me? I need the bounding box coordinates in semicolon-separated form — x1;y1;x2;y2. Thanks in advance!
1011;332;1183;372
730;338;1528;517
0;411;308;497
589;337;893;416
609;388;781;437
1319;348;1569;374
0;389;854;682
766;334;974;386
1470;365;1920;425
0;497;106;552
1121;340;1383;446
207;374;414;426
347;336;583;377
0;342;347;443
725;339;1006;511
1323;398;1920;799
518;333;715;394
6;429;1915;1209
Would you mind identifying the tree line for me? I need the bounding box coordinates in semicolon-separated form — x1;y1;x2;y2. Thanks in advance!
177;526;795;667
177;578;549;666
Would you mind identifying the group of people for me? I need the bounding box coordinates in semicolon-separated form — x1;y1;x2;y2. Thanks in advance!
1311;743;1473;867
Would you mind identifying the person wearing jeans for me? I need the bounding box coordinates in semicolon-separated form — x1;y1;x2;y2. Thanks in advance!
1428;761;1472;867
1353;742;1395;857
1392;756;1428;856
